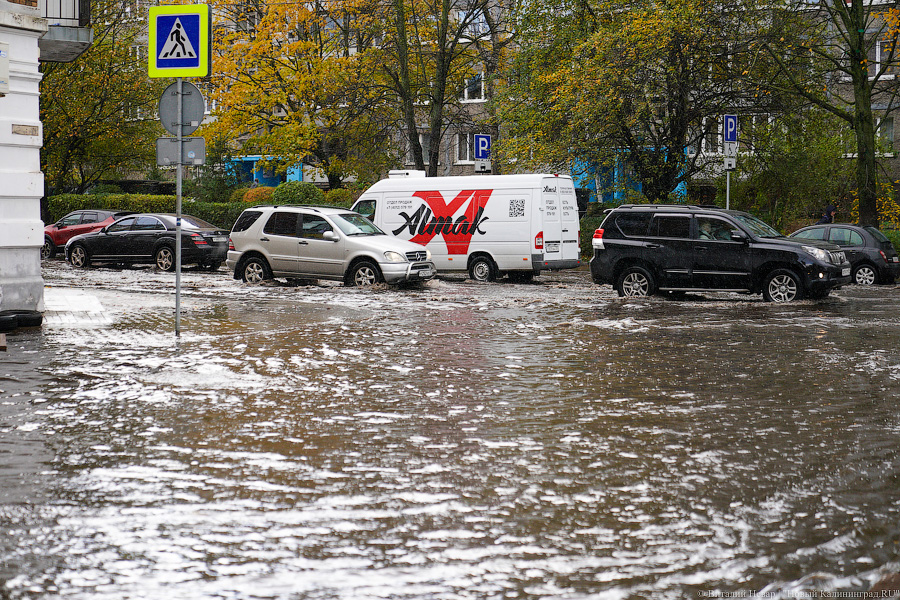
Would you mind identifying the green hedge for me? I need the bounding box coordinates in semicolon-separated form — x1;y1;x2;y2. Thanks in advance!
48;187;360;231
48;194;255;230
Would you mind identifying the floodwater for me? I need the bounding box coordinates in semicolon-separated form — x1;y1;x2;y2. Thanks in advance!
2;261;900;599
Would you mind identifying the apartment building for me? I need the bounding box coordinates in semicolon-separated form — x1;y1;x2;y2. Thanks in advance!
0;0;90;311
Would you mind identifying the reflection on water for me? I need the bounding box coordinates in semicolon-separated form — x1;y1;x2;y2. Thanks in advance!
2;270;900;599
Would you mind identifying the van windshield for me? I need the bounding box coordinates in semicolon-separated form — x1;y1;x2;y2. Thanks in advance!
732;213;782;238
332;213;385;236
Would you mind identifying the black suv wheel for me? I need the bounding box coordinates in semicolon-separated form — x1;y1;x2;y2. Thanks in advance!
616;266;655;297
763;269;803;303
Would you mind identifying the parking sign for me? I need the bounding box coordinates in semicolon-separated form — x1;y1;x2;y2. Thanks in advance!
148;5;211;78
724;114;738;143
474;134;491;160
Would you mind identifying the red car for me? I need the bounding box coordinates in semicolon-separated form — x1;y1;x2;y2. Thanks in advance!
43;210;131;259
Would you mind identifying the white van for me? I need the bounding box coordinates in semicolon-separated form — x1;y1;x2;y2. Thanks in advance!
351;172;582;281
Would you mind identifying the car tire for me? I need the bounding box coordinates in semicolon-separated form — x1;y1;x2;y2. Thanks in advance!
42;237;56;260
68;244;91;268
240;256;272;283
468;256;497;282
763;269;804;302
155;246;175;272
346;260;383;287
853;263;878;285
0;313;17;333
616;266;655;297
507;271;534;283
0;310;42;328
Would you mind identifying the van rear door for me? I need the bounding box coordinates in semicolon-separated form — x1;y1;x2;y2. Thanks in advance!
559;182;581;265
540;178;564;265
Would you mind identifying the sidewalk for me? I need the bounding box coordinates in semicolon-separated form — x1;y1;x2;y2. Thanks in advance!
41;287;113;327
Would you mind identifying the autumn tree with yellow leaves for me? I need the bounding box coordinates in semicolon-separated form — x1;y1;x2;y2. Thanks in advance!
40;0;166;194
497;0;780;203
207;0;397;188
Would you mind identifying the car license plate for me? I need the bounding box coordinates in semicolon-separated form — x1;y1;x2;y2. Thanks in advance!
419;269;435;278
842;267;851;276
213;236;227;243
546;243;560;253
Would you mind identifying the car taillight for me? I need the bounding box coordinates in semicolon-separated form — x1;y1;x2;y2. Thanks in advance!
593;228;604;239
535;231;544;250
228;237;235;251
880;250;888;262
190;233;208;246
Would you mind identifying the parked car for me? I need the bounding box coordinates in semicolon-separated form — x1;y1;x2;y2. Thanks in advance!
43;210;132;259
65;213;230;271
590;204;851;302
789;223;900;285
226;205;437;286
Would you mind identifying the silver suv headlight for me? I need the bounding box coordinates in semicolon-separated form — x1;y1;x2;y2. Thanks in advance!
383;251;407;263
425;248;432;261
802;245;829;263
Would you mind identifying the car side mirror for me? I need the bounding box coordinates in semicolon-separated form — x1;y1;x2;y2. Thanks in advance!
323;230;339;242
730;230;748;243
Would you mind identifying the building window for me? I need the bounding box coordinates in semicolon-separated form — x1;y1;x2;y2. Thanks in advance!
460;74;484;102
456;132;474;163
703;117;720;154
407;133;431;165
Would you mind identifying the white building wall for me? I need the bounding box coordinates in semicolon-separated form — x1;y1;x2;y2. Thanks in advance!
0;6;46;311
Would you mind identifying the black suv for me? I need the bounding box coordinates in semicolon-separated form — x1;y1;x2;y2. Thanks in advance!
590;205;851;302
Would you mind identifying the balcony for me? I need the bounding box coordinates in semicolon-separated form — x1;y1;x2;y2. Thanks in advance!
37;0;91;62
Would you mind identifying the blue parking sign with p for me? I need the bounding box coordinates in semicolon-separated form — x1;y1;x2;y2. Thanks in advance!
724;115;738;143
474;134;491;160
148;5;211;78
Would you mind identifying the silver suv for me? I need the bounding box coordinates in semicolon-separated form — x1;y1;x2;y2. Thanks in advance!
227;205;436;286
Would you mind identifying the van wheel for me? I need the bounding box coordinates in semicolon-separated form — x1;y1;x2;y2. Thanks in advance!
241;256;272;283
763;269;804;302
69;244;90;268
616;266;655;297
155;246;175;271
468;256;497;282
853;263;877;285
508;271;535;283
347;260;382;286
42;237;56;260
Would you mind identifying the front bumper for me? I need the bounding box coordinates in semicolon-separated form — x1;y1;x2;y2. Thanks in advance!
803;263;852;294
380;261;437;284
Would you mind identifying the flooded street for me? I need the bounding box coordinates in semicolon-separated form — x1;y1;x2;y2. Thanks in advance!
2;261;900;599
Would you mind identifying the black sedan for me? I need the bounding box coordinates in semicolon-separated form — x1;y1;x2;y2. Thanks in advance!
790;223;900;285
65;213;230;271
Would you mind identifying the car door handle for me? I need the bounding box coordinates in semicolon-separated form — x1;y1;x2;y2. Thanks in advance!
298;240;308;245
260;237;269;242
696;246;708;252
646;244;661;249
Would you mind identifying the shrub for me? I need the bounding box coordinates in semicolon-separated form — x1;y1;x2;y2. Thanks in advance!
229;186;250;203
47;194;248;230
323;188;355;208
243;186;275;204
272;181;325;205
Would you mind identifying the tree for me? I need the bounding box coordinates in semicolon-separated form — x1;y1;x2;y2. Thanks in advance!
760;0;900;227
729;109;854;230
376;0;508;176
40;0;164;195
207;0;397;188
497;0;780;202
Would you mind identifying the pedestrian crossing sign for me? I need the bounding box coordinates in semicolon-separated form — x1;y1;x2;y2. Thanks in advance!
148;5;211;78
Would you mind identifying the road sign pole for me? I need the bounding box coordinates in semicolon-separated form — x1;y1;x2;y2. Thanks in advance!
726;170;731;210
175;76;183;337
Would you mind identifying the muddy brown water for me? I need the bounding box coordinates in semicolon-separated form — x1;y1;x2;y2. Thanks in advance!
1;261;899;599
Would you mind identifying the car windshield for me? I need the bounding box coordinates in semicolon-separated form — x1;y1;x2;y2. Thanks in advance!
732;213;782;238
331;213;385;236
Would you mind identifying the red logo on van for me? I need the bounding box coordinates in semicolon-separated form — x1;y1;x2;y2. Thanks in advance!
392;190;491;254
